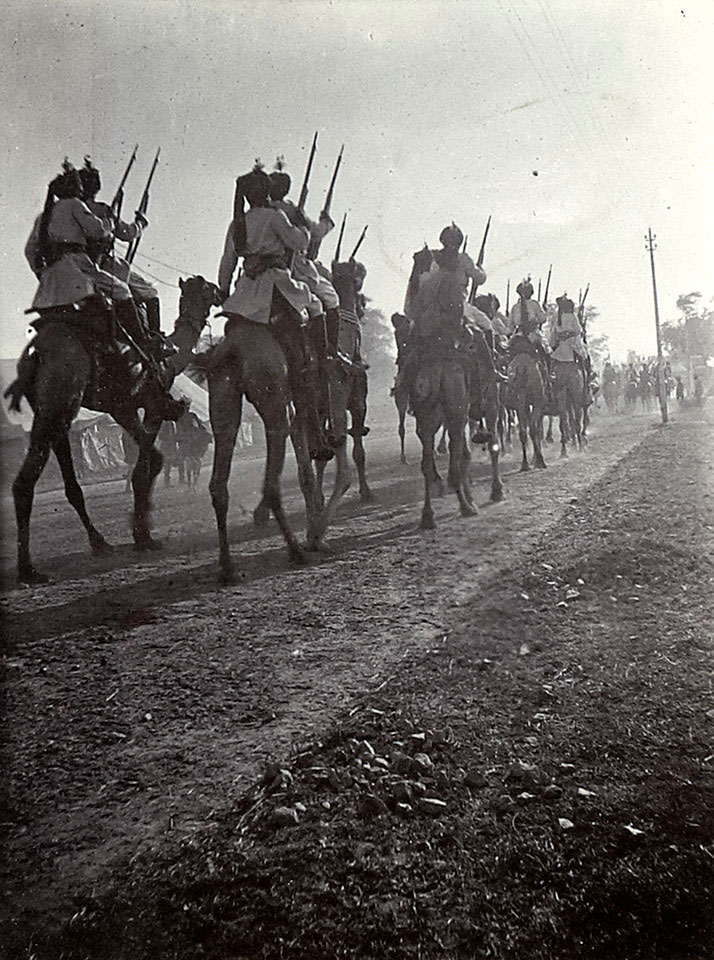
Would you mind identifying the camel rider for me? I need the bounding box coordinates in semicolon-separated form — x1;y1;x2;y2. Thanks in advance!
78;158;163;337
550;295;588;364
508;279;555;398
267;165;348;369
24;162;155;354
217;164;332;460
411;224;506;387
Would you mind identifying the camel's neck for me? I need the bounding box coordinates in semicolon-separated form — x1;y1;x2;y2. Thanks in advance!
165;301;208;379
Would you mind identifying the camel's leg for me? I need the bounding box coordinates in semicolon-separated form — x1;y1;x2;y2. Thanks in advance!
518;410;530;472
208;381;243;584
545;414;554;444
416;410;440;529
448;424;476;518
532;411;547;469
349;385;373;502
559;406;569;458
52;433;112;555
122;410;164;552
255;399;305;565
290;417;324;551
398;403;408;464
436;424;448;456
13;428;53;584
483;405;504;503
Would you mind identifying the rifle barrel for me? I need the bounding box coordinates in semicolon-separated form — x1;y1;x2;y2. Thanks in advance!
297;131;318;213
334;212;347;262
323;144;344;215
476;215;491;267
350;224;368;260
127;147;160;264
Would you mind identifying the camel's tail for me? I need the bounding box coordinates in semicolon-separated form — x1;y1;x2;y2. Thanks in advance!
3;343;37;412
3;379;23;413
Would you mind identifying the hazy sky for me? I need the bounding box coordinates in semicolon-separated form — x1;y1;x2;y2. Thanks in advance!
2;0;713;360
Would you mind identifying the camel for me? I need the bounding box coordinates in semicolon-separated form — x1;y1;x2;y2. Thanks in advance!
200;293;331;584
312;258;373;513
505;352;548;471
552;359;585;458
5;276;221;584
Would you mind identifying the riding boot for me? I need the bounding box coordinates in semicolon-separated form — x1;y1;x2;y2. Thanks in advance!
471;328;508;385
325;306;356;372
276;319;333;462
115;299;185;421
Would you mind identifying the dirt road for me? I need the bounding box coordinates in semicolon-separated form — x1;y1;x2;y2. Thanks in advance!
2;403;712;958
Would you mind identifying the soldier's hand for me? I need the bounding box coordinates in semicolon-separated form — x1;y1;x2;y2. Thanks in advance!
319;211;335;231
134;211;149;229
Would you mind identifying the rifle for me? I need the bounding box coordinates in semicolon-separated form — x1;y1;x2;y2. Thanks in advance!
333;212;347;263
126;148;160;265
505;279;510;315
461;234;468;254
110;143;138;222
308;143;343;260
578;283;590;342
350;225;368;260
469;215;491;303
542;263;552;310
297;131;318;213
537;277;542;302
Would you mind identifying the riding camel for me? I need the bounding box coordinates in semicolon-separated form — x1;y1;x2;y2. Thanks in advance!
313;256;373;510
552;359;586;457
390;312;412;464
5;276;222;583
505;350;548;471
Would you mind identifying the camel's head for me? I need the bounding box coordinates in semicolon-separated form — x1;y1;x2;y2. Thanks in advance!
179;276;224;314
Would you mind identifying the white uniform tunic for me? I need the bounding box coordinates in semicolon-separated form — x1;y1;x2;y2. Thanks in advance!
272;200;339;311
550;312;587;362
218;207;321;324
85;199;158;303
25;197;133;309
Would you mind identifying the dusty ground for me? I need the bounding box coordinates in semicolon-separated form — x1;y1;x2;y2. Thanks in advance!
1;400;712;958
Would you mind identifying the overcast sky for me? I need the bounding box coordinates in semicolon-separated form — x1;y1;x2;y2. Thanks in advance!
1;0;712;360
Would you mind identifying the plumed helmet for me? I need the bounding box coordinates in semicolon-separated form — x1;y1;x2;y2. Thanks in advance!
236;162;272;207
79;156;101;197
50;158;82;199
516;278;534;299
439;222;464;250
269;156;291;200
473;294;494;318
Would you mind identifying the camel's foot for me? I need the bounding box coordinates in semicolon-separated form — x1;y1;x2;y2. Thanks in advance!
435;480;446;498
359;486;375;503
545;434;554;445
400;455;409;466
520;461;530;473
460;502;478;518
219;564;246;586
420;511;436;530
535;456;547;469
253;503;270;529
18;564;49;586
560;447;568;459
288;545;308;566
305;539;334;554
133;534;163;552
90;535;113;556
490;486;505;503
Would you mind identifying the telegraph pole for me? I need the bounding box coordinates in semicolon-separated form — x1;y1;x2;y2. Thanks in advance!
645;228;668;424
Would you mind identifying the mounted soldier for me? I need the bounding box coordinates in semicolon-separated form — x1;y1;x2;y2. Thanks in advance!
267;157;350;370
78;157;163;340
216;162;332;460
22;160;167;367
550;294;589;365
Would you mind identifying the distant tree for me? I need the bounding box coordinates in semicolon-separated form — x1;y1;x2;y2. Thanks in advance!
581;305;610;370
661;292;714;363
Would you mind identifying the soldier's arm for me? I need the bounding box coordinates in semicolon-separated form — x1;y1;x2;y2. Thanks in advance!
463;253;487;286
217;221;238;297
272;209;309;253
70;198;111;241
25;217;42;277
